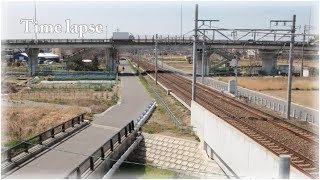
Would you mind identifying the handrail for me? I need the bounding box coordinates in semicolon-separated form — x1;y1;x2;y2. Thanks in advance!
64;120;134;179
64;100;156;179
1;113;85;163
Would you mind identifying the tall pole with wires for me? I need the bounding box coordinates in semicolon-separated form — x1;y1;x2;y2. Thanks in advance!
180;2;183;38
192;4;198;101
34;1;37;42
155;34;158;85
286;15;296;119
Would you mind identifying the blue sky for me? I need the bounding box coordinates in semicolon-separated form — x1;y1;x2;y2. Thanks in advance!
1;1;319;39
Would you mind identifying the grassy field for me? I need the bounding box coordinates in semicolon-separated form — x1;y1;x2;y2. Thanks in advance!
129;61;196;141
2;104;85;147
8;83;119;114
2;80;120;147
113;162;189;179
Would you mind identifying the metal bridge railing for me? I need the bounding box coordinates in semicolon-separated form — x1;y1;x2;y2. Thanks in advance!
1;113;86;164
65;120;135;179
64;100;156;179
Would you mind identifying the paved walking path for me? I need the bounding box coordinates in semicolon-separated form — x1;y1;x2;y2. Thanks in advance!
128;133;227;179
5;60;152;179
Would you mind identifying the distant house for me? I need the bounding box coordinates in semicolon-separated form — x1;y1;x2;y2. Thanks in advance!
14;52;60;64
246;50;256;59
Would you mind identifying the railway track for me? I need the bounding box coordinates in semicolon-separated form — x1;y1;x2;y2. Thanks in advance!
134;60;319;178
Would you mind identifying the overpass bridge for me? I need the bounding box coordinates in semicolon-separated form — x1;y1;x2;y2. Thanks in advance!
2;35;318;76
1;36;318;50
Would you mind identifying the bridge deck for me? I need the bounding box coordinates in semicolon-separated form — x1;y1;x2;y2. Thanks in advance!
5;60;152;179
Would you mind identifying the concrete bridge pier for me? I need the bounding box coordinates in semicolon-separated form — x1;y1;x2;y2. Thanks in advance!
26;48;39;76
196;49;212;76
106;48;118;73
259;49;278;75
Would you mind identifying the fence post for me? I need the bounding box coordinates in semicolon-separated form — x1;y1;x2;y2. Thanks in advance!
39;134;43;145
7;149;12;162
76;167;81;179
279;154;290;179
62;123;65;132
110;139;114;151
24;142;29;153
90;156;94;171
51;128;55;138
128;123;132;133
118;132;121;143
125;127;128;137
131;121;134;130
100;147;105;159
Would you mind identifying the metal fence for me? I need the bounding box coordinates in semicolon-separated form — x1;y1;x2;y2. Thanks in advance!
198;77;319;124
65;120;135;179
138;71;183;129
134;100;156;125
1;113;85;163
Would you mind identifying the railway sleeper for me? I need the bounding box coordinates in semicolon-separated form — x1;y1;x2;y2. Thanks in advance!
298;163;312;168
292;160;305;164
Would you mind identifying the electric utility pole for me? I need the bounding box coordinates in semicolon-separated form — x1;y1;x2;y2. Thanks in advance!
286;15;296;119
301;25;306;77
192;4;198;101
155;34;158;85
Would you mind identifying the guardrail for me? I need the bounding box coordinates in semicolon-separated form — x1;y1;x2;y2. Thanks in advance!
199;77;319;124
131;62;184;129
134;100;156;125
1;113;85;163
65;120;134;179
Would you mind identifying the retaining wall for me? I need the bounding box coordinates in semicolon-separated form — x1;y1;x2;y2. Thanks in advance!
191;100;309;179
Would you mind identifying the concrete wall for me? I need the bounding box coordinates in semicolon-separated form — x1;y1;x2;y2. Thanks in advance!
191;100;309;179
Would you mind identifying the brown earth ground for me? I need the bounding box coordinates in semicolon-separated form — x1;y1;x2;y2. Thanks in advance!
213;76;319;109
2;103;85;147
261;90;318;110
2;75;120;147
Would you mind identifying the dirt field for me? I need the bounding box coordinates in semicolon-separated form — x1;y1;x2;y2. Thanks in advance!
261;90;319;110
213;76;318;109
2;80;120;148
2;104;85;147
8;83;119;114
165;61;192;72
214;76;318;91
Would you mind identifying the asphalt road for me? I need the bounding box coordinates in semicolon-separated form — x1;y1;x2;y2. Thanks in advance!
5;60;152;179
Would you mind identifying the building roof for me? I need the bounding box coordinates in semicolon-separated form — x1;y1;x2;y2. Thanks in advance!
20;52;59;58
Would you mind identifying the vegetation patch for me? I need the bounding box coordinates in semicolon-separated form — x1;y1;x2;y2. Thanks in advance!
113;162;190;179
2;105;85;148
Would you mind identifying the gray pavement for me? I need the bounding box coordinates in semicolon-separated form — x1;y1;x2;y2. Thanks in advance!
5;60;152;179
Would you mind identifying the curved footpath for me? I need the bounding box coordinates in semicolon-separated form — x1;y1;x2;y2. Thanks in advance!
5;60;152;178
